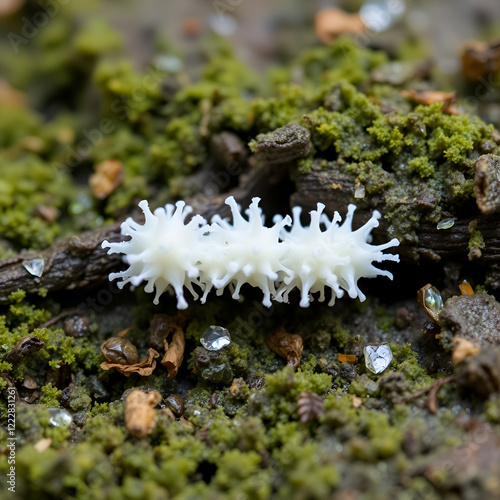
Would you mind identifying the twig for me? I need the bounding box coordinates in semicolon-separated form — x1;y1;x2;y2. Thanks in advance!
36;308;81;330
400;375;457;414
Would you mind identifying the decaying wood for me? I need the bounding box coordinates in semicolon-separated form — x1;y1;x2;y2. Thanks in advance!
124;390;162;438
0;164;287;304
291;164;500;287
1;154;500;303
474;154;500;214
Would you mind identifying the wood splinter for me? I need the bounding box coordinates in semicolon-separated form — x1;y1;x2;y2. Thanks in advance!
125;390;162;438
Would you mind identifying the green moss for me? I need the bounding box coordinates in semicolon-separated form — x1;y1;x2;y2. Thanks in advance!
40;383;61;407
468;229;485;250
0;158;78;250
349;374;379;397
408;156;435;178
377;315;394;332
74;19;123;56
485;395;500;424
266;365;331;398
275;36;387;89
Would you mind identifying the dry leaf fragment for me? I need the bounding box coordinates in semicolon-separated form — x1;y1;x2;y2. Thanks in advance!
33;205;59;225
400;89;459;115
21;376;37;389
338;353;357;363
452;337;481;365
297;391;324;424
161;327;185;377
89;159;123;199
461;39;500;81
150;313;189;350
125;390;162;438
315;8;365;44
266;327;303;369
101;348;160;377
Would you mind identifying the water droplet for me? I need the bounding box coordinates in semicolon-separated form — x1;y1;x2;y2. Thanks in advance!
437;217;456;230
200;326;231;351
360;0;406;32
208;13;238;36
424;286;443;314
69;194;92;215
23;258;44;277
364;344;393;374
155;55;183;73
48;408;72;428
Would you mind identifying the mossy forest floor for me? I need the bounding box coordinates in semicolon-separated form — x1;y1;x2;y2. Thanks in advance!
0;2;500;499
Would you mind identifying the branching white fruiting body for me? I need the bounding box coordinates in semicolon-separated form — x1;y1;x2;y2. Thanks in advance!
102;197;399;309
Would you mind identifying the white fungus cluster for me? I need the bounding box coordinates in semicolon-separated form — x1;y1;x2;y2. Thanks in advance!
102;197;400;309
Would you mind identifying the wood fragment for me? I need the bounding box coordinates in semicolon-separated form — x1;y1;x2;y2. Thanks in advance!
474;154;500;214
266;327;303;369
452;337;481;365
21;376;37;389
124;390;162;438
36;309;80;330
401;375;456;414
292;166;500;286
425;375;457;414
161;327;185;378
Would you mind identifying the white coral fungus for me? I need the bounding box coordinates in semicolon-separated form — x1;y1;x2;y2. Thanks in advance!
102;197;399;309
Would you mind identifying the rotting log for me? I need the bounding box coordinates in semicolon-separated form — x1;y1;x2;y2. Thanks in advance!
1;157;500;303
0;164;288;303
291;163;500;287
